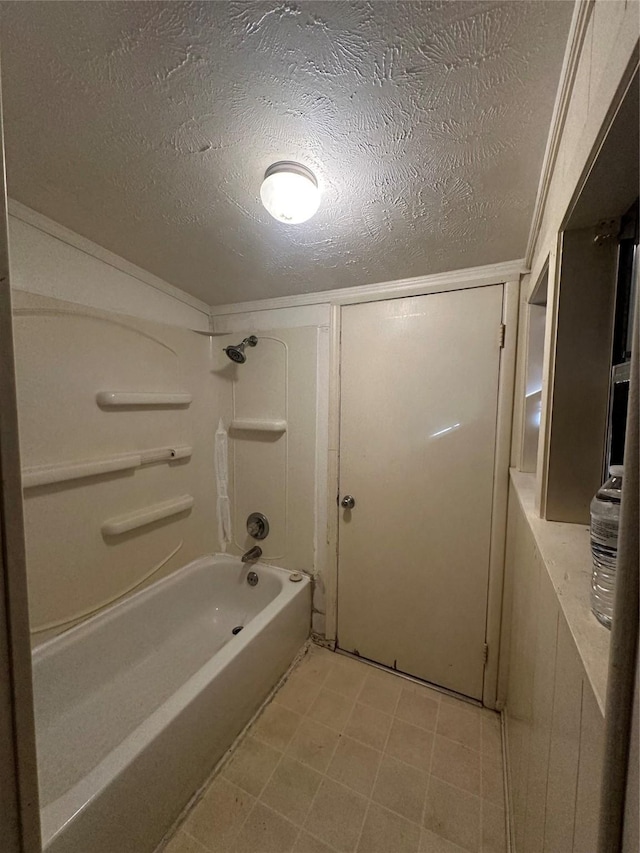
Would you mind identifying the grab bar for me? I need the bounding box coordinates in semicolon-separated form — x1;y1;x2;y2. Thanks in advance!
230;418;287;433
102;494;194;536
96;391;192;407
23;445;193;488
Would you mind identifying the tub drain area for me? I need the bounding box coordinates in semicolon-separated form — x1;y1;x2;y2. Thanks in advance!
232;626;244;635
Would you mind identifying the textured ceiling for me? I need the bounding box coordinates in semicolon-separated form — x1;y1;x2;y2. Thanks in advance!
0;1;572;305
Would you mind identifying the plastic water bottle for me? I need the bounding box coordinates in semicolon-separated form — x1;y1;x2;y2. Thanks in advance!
590;465;624;629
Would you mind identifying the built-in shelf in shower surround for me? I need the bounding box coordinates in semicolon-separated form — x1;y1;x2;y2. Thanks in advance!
230;418;287;433
96;391;192;407
102;494;194;536
23;445;193;488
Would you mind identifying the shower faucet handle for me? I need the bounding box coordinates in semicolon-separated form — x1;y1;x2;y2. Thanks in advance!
247;512;269;540
341;495;356;509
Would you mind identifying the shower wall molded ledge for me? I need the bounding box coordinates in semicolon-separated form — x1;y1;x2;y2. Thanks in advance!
96;391;192;407
230;418;287;433
102;494;194;536
22;446;193;489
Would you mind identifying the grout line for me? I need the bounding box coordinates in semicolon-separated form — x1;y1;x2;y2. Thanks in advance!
500;710;513;853
240;651;346;845
181;827;215;852
297;826;343;853
273;650;367;848
230;798;301;850
179;825;214;852
218;751;285;848
420;695;441;837
351;673;406;852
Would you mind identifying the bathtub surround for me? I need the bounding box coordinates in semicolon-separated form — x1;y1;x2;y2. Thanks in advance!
33;554;310;853
224;326;318;572
12;290;222;637
162;644;507;853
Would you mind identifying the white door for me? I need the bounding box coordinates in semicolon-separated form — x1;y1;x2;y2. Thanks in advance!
337;285;503;700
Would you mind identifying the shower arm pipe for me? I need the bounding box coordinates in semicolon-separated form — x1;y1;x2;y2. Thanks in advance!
22;445;193;489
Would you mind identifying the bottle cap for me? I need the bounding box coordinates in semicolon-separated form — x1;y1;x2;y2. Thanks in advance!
609;465;624;478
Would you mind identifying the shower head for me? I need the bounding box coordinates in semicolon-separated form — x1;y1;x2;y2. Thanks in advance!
223;335;258;364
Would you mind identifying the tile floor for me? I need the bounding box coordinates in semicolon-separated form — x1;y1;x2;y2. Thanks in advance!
163;644;507;853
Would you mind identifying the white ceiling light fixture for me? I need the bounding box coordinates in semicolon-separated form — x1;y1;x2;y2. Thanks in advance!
260;161;321;224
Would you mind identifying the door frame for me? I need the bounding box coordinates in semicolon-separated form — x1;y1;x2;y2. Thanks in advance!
323;277;520;709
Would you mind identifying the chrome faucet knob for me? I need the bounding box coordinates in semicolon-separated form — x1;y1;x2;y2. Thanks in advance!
247;512;269;540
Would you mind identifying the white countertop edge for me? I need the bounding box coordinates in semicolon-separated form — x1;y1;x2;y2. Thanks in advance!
509;468;610;716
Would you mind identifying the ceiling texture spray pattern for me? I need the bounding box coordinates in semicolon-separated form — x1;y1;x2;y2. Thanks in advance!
0;1;572;304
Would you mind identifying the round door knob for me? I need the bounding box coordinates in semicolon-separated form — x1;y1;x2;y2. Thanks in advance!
341;495;356;509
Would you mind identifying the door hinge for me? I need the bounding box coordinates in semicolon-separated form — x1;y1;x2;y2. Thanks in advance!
498;324;506;348
483;643;489;665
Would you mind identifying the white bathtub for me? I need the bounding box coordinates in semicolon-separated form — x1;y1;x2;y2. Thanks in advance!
32;554;311;853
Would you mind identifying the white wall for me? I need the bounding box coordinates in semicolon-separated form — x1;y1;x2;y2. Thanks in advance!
8;201;210;330
503;481;605;852
503;1;639;847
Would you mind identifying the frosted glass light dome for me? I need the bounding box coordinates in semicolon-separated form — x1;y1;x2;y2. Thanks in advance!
260;162;321;224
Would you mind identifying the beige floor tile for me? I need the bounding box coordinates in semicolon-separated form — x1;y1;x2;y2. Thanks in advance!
480;753;504;806
163;830;210;853
436;701;482;753
183;777;255;851
260;755;323;826
304;777;368;853
385;717;434;772
307;687;355;732
420;829;467;852
286;716;341;772
252;702;303;752
293;830;341;853
276;671;323;715
344;702;393;751
395;685;440;732
423;777;481;852
326;735;382;797
480;713;502;760
230;801;299;853
371;754;429;823
357;668;403;715
324;658;368;700
296;646;335;684
356;802;421;853
431;735;481;796
222;736;282;797
481;801;507;853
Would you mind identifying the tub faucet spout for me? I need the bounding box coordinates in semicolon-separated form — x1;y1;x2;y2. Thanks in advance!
241;545;262;563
